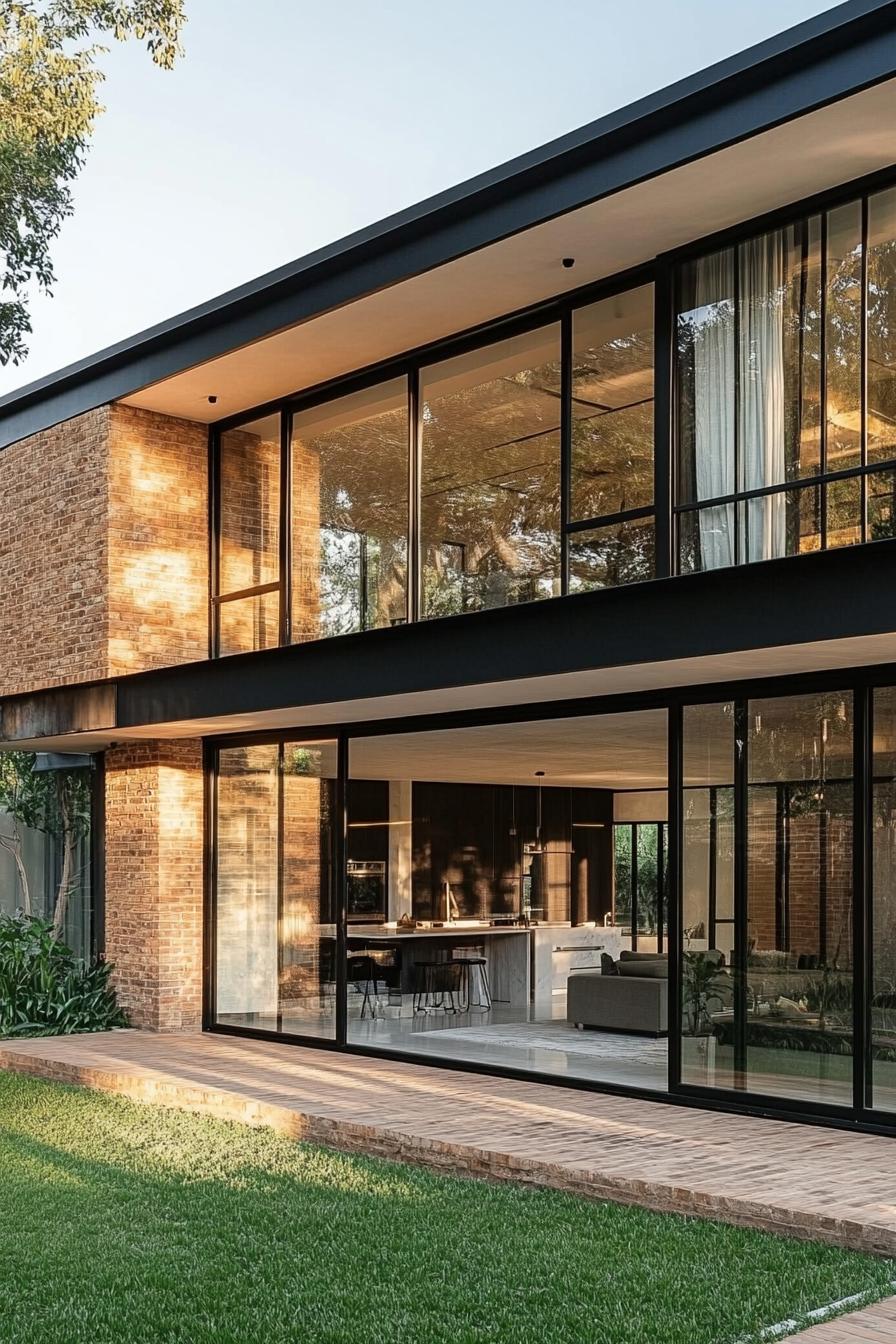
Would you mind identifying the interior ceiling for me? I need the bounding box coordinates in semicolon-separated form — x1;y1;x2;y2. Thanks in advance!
121;79;896;425
348;710;668;791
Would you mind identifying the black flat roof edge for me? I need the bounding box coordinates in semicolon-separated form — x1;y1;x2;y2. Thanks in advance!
0;0;894;444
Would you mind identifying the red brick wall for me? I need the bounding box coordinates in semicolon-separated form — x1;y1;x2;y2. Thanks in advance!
747;796;853;963
0;403;208;699
0;407;111;696
107;405;208;675
104;739;204;1032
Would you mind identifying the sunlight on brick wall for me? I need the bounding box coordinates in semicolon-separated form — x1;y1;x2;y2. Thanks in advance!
104;740;204;1031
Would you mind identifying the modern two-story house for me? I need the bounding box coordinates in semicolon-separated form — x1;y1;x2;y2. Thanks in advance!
4;0;896;1133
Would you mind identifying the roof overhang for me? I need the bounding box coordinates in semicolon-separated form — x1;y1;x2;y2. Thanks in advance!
1;0;896;446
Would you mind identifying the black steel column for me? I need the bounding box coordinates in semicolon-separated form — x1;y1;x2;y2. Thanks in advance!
733;700;749;1088
408;369;421;623
560;310;573;595
854;685;870;1115
202;740;218;1031
667;703;683;1094
335;732;349;1046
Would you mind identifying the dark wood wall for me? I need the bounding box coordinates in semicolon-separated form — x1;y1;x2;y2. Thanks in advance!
410;781;613;924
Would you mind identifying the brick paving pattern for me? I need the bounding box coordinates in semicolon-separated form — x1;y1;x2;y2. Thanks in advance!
2;1030;896;1263
780;1295;896;1341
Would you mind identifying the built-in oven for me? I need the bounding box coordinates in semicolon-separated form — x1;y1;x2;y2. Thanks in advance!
346;859;386;923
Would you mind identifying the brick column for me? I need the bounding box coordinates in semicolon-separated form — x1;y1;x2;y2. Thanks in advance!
104;739;204;1031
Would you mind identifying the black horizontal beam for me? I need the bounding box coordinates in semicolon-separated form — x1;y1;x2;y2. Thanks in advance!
111;541;896;732
0;1;895;449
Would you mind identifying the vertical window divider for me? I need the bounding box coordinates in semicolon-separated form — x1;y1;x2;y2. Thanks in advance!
279;409;292;646
733;246;741;566
667;703;683;1094
854;684;871;1114
653;260;674;578
408;369;421;623
202;741;217;1031
820;210;829;548
733;700;749;1089
335;732;349;1047
208;427;221;659
560;311;572;595
657;821;666;955
630;823;639;950
861;194;869;543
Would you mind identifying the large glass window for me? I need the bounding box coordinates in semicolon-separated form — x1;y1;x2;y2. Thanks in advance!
745;692;854;1107
676;186;896;571
345;710;668;1090
680;692;854;1107
681;703;736;1090
0;751;95;959
214;739;336;1039
420;326;562;617
569;284;655;591
291;379;409;642
872;687;896;1112
215;414;281;656
214;282;660;652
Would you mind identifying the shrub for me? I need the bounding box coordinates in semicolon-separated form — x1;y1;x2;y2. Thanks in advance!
0;913;128;1038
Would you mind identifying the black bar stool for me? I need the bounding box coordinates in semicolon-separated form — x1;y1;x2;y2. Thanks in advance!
452;953;492;1011
412;960;464;1014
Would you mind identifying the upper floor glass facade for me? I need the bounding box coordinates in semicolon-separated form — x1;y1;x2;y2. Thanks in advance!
210;176;896;656
676;183;896;571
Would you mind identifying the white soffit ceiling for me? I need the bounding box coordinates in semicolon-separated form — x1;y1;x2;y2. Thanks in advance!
122;79;896;425
17;630;896;755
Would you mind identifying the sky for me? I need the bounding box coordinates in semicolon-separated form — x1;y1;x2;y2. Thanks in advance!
0;0;842;397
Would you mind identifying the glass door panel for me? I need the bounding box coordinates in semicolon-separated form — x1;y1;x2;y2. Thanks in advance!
681;703;736;1090
745;693;854;1107
215;744;280;1032
280;740;338;1039
872;688;896;1111
213;739;338;1040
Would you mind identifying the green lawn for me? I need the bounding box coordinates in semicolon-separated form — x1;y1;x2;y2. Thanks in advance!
0;1072;892;1344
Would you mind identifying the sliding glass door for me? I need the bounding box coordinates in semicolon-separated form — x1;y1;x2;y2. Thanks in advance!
678;691;855;1108
205;676;896;1129
213;738;337;1040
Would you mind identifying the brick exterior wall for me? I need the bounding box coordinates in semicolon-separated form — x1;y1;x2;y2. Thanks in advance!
107;404;209;675
0;402;208;699
0;407;111;696
104;739;204;1032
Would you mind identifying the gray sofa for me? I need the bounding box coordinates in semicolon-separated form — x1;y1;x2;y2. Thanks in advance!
567;951;668;1036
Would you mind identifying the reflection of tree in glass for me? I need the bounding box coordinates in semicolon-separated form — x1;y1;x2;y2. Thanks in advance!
421;358;563;617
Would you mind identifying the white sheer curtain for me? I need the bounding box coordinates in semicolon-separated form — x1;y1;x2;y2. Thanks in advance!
738;233;787;562
693;252;735;569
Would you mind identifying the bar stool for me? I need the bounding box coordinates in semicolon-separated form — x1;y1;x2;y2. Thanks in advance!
452;954;492;1011
412;960;464;1014
347;952;378;1019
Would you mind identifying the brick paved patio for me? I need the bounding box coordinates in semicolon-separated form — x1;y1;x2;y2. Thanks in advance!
780;1294;896;1342
2;1029;896;1269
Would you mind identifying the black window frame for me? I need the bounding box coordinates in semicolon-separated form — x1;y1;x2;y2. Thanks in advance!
208;262;661;656
670;170;896;574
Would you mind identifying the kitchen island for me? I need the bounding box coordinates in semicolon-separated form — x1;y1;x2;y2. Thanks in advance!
347;923;531;1007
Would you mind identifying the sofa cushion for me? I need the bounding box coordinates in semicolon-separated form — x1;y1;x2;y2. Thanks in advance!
600;953;618;976
617;959;668;979
619;950;668;962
